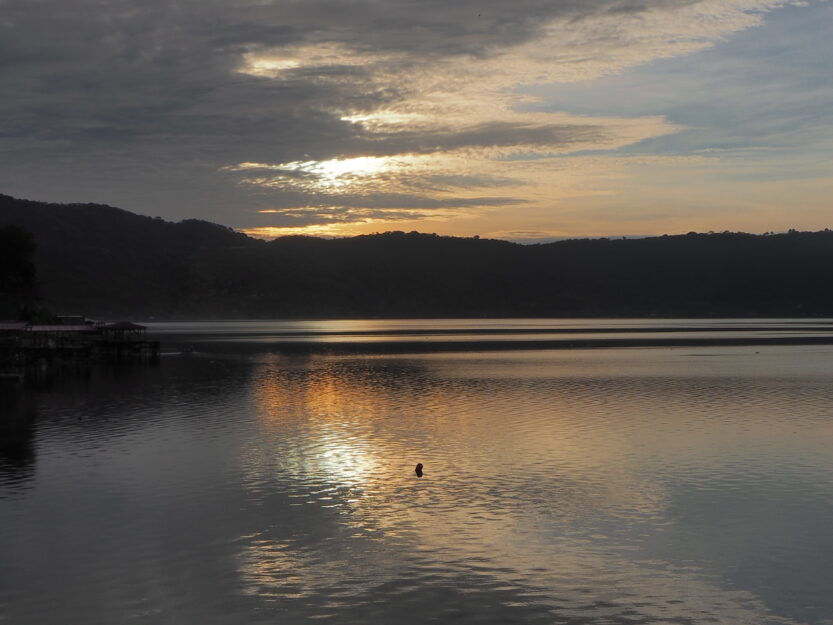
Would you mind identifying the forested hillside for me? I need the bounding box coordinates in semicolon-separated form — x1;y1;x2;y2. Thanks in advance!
2;194;833;318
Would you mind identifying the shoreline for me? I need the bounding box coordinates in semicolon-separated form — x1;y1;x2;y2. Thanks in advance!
156;333;833;355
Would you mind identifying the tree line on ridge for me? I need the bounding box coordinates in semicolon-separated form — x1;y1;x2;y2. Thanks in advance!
2;193;832;319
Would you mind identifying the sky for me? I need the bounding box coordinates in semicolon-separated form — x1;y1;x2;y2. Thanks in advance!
1;0;831;241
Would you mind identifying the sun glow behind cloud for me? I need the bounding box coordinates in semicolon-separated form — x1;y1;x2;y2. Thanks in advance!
230;120;682;238
228;156;417;191
220;0;817;239
237;43;377;78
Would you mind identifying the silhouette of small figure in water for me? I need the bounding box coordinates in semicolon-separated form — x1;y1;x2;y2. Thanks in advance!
415;463;423;477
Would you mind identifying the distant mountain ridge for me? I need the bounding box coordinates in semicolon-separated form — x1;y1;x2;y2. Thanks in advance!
2;193;833;318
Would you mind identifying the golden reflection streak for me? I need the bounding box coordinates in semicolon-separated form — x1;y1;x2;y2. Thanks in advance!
234;351;810;622
239;353;669;540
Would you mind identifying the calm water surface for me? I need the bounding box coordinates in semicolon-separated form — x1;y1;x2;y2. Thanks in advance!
2;320;833;624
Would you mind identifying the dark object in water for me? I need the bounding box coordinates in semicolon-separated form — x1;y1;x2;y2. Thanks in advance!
415;463;423;477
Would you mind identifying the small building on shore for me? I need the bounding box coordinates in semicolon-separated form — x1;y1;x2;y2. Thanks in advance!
0;317;159;378
99;321;158;360
102;321;147;341
25;323;98;349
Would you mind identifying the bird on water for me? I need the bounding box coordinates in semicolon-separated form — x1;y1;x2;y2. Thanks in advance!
415;463;423;477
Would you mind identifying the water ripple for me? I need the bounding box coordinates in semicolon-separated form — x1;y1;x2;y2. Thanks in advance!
2;344;833;624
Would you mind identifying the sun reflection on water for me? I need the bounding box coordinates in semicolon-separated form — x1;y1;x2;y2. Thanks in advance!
235;354;677;604
230;348;832;624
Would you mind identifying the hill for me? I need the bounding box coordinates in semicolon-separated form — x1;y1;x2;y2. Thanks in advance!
2;193;833;318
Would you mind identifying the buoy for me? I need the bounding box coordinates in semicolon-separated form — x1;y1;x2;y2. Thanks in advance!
415;463;423;477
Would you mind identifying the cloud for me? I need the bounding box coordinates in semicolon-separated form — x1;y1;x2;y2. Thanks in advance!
0;0;815;236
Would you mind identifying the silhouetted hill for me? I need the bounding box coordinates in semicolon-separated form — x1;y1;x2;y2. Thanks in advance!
0;194;258;317
2;193;833;318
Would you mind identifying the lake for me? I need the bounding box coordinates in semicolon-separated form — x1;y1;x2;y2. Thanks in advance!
2;319;833;624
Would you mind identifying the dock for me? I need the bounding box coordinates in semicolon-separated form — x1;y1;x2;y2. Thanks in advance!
0;318;159;381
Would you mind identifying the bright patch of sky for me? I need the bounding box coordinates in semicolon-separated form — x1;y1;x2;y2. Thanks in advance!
0;0;830;239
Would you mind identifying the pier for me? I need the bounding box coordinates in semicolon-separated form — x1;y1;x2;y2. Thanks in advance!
0;318;159;381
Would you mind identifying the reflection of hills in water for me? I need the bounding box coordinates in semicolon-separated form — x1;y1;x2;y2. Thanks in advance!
149;318;833;354
0;392;37;490
0;357;254;496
